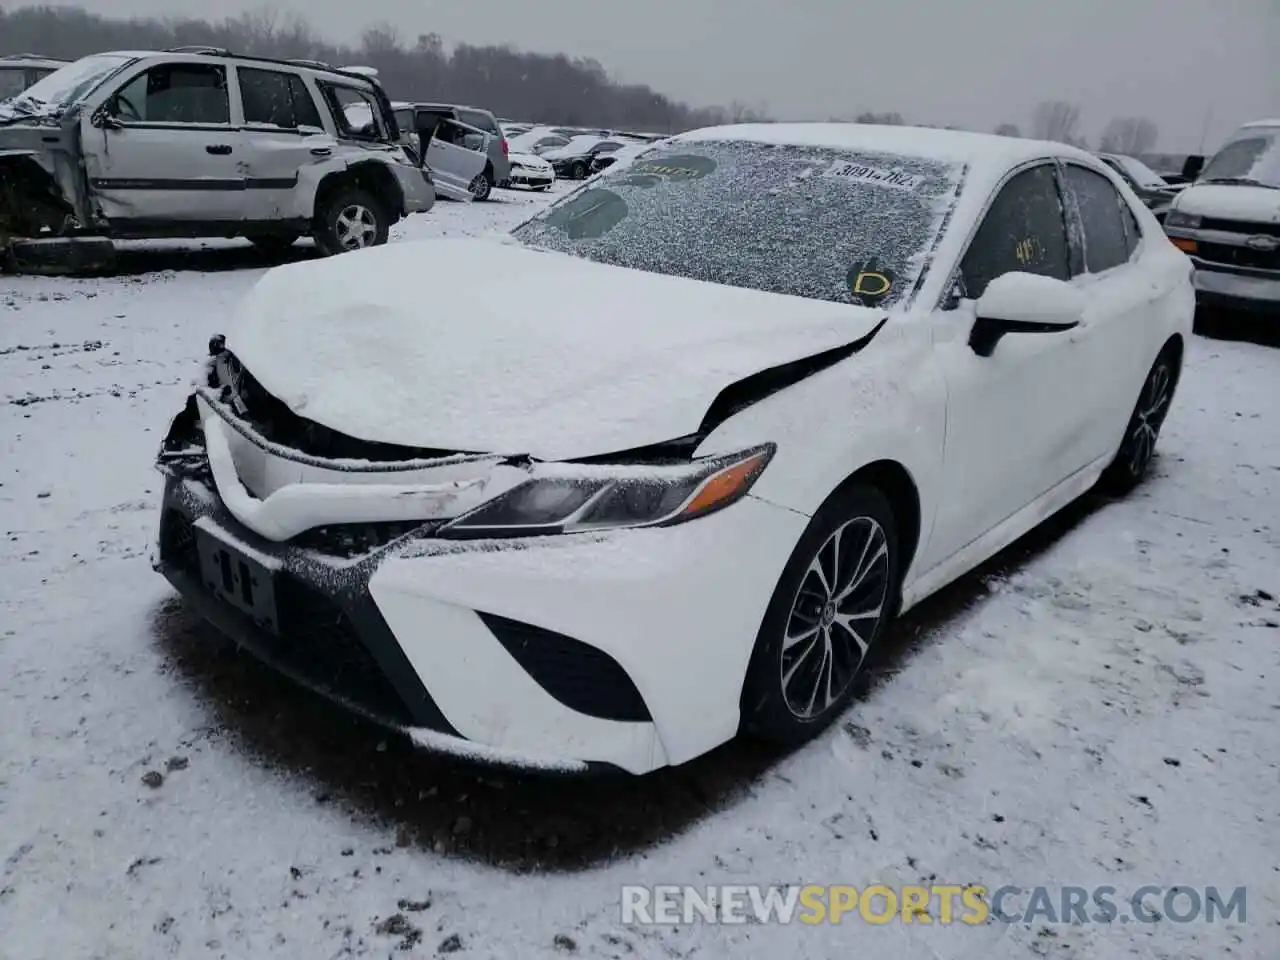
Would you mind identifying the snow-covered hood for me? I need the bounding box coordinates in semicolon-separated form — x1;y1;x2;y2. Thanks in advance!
509;152;551;171
225;238;888;460
1173;184;1280;223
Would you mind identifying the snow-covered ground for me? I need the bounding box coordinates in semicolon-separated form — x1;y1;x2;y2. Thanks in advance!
1;184;1278;960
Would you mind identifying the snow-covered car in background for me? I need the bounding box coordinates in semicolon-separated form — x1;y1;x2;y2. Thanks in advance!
506;151;554;190
1162;119;1280;316
505;127;571;157
154;123;1193;775
1098;152;1185;222
0;49;433;269
541;135;626;179
0;53;67;100
588;139;657;175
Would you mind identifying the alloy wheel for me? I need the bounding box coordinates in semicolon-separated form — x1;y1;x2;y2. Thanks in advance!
334;204;378;250
1127;361;1172;476
780;516;891;719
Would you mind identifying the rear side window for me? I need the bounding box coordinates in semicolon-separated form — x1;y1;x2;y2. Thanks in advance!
239;68;322;129
1062;165;1130;273
960;164;1070;299
457;108;499;135
110;63;229;124
321;83;385;141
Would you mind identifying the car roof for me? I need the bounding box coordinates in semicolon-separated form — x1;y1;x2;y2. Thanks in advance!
676;122;1095;170
90;49;381;85
1240;119;1280;129
0;54;68;69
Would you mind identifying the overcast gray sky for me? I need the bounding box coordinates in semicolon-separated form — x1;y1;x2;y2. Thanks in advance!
74;0;1279;151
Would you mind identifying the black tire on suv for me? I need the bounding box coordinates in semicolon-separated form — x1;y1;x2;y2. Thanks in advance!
313;184;390;256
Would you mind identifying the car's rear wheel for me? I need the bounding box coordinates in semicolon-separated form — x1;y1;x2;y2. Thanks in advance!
469;169;493;201
741;485;900;745
570;160;588;179
1100;343;1180;493
313;185;388;256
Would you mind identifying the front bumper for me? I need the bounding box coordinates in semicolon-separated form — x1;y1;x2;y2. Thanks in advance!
508;171;553;188
155;444;806;774
1191;261;1280;314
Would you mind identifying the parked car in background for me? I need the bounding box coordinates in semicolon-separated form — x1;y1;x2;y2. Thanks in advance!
1162;119;1280;315
409;102;510;199
0;53;67;100
541;135;626;179
501;122;533;139
0;48;433;271
588;139;655;175
155;123;1192;774
506;127;571;157
390;101;493;202
1098;153;1185;222
506;151;554;190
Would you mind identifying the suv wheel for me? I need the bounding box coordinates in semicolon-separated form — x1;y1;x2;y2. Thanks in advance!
469;169;493;201
314;185;388;256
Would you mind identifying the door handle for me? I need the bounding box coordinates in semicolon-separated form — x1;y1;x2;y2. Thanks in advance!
310;147;332;157
205;144;232;155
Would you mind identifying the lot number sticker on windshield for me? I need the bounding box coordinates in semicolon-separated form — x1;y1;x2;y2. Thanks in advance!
822;162;923;191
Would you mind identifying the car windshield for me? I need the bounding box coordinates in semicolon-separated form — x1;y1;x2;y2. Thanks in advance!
11;53;134;110
1199;129;1280;189
510;139;964;309
1113;155;1168;189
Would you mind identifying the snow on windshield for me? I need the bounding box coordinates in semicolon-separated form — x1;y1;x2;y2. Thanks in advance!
1115;155;1168;189
511;139;965;310
6;53;134;111
1200;129;1280;188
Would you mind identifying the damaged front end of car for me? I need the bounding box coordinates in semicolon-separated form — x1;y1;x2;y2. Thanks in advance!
0;108;113;273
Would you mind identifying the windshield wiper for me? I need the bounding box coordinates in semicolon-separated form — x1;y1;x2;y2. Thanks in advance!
1200;176;1279;190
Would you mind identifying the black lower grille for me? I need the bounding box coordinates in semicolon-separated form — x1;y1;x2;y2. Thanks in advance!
1197;242;1280;271
1200;217;1280;238
273;576;414;726
479;612;651;722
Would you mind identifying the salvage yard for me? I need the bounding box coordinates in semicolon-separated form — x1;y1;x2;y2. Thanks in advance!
2;185;1278;959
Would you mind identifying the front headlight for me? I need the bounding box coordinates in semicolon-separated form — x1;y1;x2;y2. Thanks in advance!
1163;210;1201;229
437;444;775;539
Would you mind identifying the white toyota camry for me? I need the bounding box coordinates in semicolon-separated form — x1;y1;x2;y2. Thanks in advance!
155;124;1194;775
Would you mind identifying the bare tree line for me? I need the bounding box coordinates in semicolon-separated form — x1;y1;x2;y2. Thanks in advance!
0;3;734;132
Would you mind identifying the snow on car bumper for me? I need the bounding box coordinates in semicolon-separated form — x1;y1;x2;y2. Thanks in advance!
155;461;806;775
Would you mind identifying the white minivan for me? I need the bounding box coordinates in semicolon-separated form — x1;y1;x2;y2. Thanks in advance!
1162;120;1280;315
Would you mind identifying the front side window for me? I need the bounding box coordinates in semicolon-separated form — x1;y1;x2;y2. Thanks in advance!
323;83;386;141
1062;165;1130;274
512;139;964;309
960;164;1070;300
239;68;322;129
110;64;229;124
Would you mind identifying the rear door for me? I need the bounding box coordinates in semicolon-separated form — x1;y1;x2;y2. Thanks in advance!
1057;162;1166;461
234;65;332;222
421;114;487;200
82;61;245;223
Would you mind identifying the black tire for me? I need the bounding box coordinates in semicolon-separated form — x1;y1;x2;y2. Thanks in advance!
1100;343;1180;493
469;169;493;201
312;184;389;256
570;160;588;180
248;234;300;257
740;484;900;745
6;236;116;276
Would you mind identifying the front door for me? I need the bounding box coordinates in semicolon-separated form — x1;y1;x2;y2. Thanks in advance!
83;61;244;225
926;163;1090;567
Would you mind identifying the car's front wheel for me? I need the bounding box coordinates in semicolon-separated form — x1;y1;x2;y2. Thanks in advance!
741;485;900;745
313;185;388;256
469;170;493;201
570;160;588;179
1100;343;1180;492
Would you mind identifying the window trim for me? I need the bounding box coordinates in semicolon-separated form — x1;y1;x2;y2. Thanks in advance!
318;80;390;143
938;158;1071;309
103;61;234;129
1058;160;1142;276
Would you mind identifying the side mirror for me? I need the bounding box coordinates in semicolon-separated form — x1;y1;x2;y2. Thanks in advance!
91;108;122;130
969;272;1084;357
1181;154;1206;182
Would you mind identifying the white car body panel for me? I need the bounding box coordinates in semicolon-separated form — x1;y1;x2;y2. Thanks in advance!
1172;183;1280;223
158;123;1195;774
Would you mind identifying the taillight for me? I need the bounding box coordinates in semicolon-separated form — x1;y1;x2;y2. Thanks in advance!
501;138;509;156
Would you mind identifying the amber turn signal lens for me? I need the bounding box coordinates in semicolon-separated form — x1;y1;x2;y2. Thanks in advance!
1170;236;1197;254
678;451;771;519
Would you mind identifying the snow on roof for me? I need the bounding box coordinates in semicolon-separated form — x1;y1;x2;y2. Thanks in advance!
676;122;1090;169
1241;119;1280;129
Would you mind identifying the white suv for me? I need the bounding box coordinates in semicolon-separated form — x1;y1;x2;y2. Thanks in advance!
0;47;434;265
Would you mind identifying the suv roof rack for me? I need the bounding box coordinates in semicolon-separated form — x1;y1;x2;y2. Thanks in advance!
284;58;335;70
166;45;232;56
1;53;66;61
